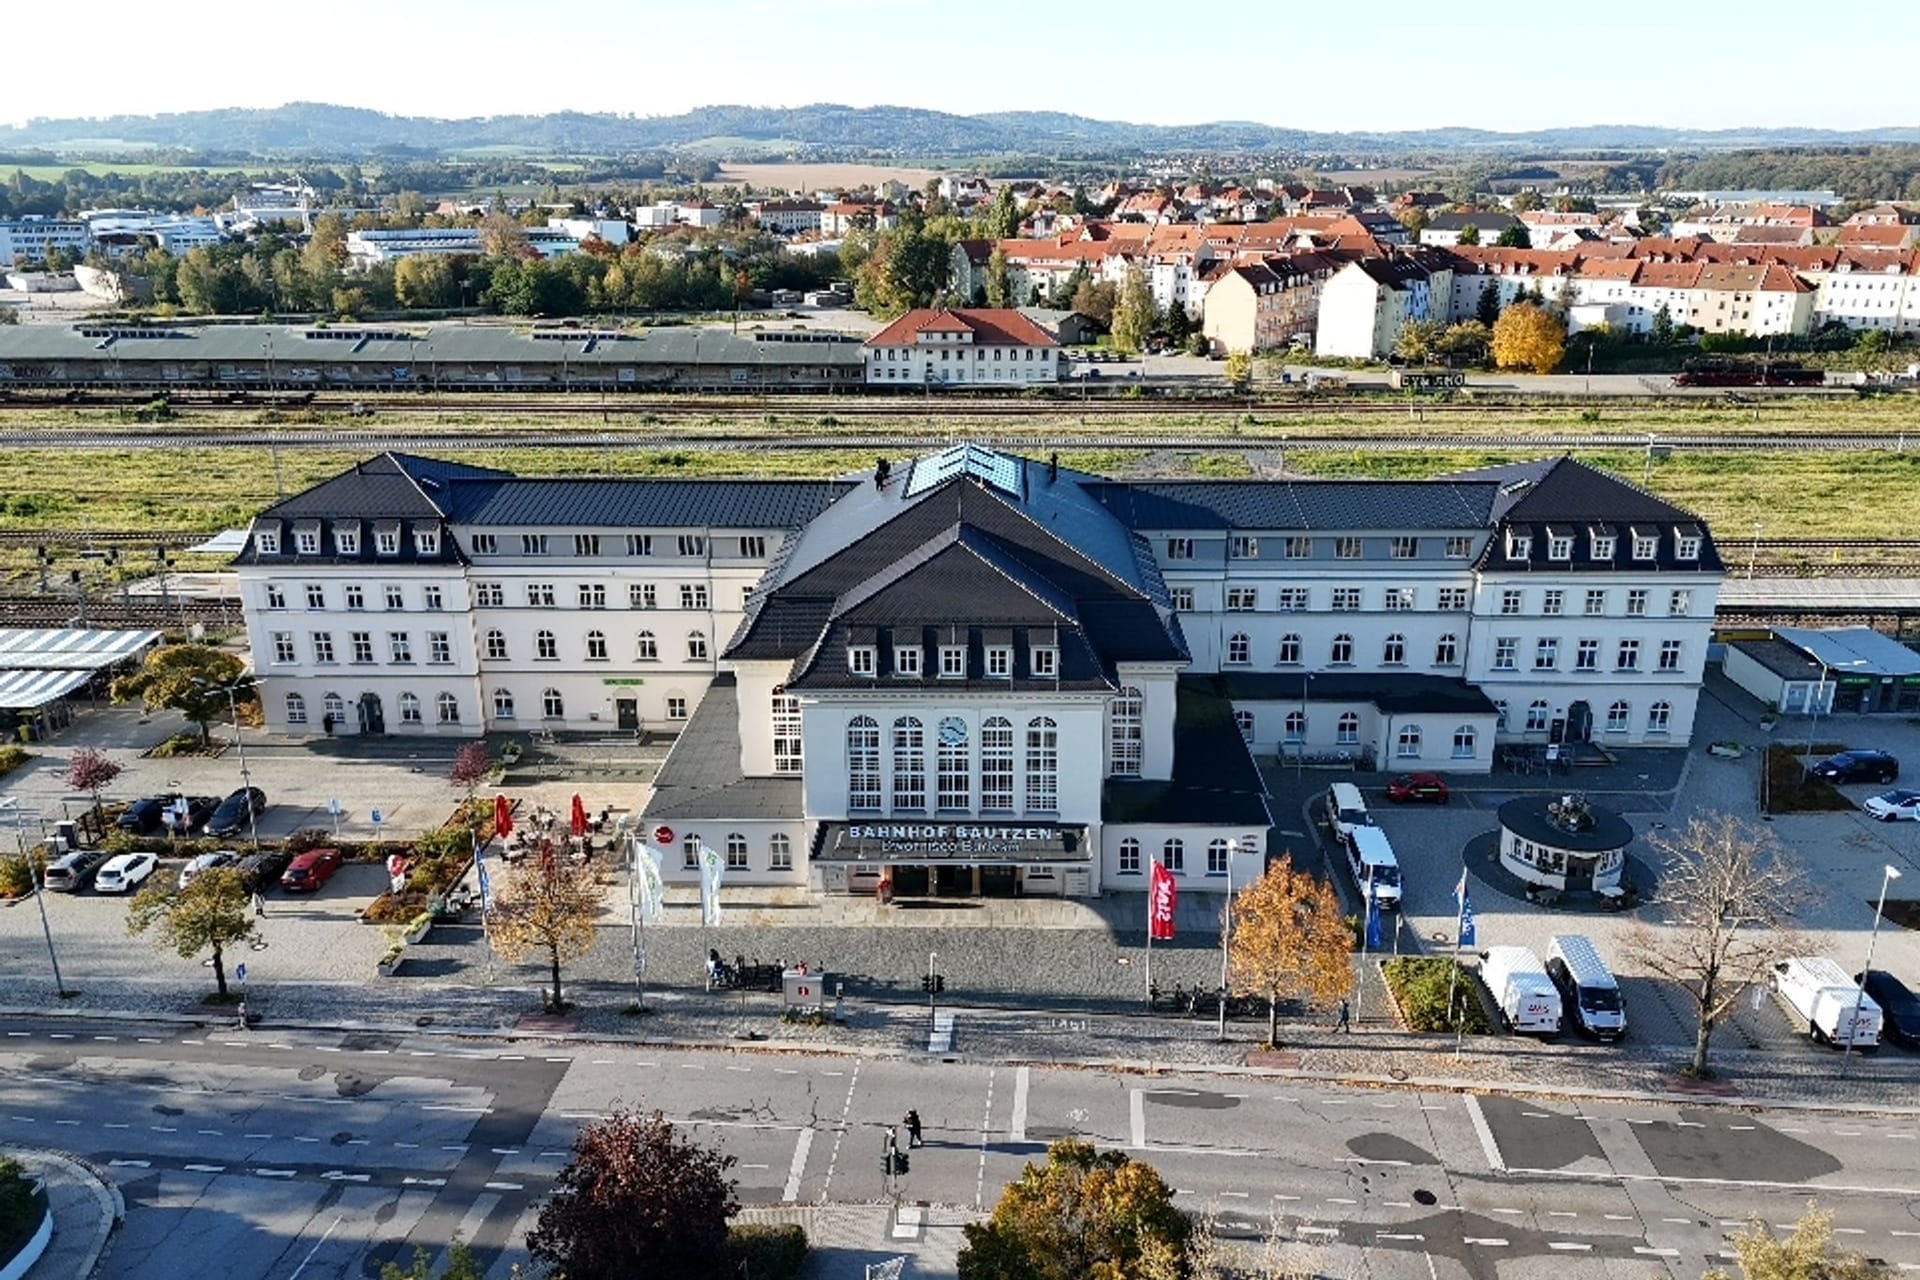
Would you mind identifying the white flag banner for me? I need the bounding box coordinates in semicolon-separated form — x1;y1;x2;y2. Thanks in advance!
697;841;726;927
635;840;667;923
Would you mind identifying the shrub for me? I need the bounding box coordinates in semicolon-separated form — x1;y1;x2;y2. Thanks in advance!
0;744;29;779
148;731;205;759
413;825;475;861
284;828;334;855
1762;745;1856;814
1383;957;1491;1034
0;855;34;900
726;1223;808;1280
0;1156;42;1257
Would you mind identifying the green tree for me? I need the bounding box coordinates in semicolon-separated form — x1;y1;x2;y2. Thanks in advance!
1494;224;1532;248
126;868;259;999
1437;320;1493;365
959;1139;1192;1280
1455;222;1481;246
395;255;457;310
1393;318;1447;365
1475;279;1502;326
110;645;249;747
979;185;1022;241
1111;266;1155;354
1164;301;1192;343
528;1108;739;1280
1050;264;1090;310
986;246;1012;309
1651;302;1676;346
1072;277;1116;328
1224;351;1251;393
379;1243;482;1280
1490;302;1567;374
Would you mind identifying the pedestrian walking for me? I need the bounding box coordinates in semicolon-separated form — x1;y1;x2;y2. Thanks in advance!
236;999;249;1030
1335;998;1351;1034
253;889;267;918
904;1109;923;1148
322;712;335;736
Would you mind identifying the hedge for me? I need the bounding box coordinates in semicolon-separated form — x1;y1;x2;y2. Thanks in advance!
1382;957;1492;1034
726;1223;808;1280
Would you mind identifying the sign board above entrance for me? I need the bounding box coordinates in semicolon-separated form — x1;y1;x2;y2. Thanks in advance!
819;822;1090;864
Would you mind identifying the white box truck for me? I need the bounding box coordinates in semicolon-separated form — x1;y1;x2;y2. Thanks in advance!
1479;945;1563;1036
1546;935;1626;1040
1771;956;1882;1050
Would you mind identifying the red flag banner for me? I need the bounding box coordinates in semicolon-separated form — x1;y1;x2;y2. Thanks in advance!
1148;861;1178;941
494;794;513;840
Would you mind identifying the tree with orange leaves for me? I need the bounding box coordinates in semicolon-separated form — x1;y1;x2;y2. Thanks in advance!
1227;855;1354;1048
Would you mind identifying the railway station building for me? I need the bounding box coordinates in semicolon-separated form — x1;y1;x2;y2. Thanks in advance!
233;444;1722;894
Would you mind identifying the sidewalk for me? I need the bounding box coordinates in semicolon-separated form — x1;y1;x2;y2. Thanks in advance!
8;1148;121;1280
736;1203;968;1280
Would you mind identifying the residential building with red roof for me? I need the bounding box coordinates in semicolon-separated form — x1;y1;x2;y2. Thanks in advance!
863;309;1061;387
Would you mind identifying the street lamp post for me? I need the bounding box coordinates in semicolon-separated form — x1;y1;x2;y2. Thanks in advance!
1804;658;1868;780
1217;839;1237;1041
1844;864;1901;1068
1296;671;1313;782
18;823;68;998
199;678;260;850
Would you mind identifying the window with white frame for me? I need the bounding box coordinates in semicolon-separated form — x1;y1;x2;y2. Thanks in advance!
493;689;515;720
936;717;970;810
1278;633;1302;665
312;632;335;663
1547;532;1573;560
1337;712;1360;744
1276;587;1309;612
1542;589;1564;616
847;717;881;810
437;692;459;724
423;586;443;611
769;834;793;871
1109;688;1143;776
266;584;287;609
680;584;709;610
1493;637;1517;670
1648;700;1672;734
428;632;450;664
1452;725;1476;758
1659;639;1683;671
578;583;607;610
1535;637;1558;670
667;696;687;720
1330;633;1354;664
724;834;748;871
527;583;556;607
687;631;708;661
1617;638;1640;670
1390;536;1419;559
324;692;345;723
634;631;657;661
1383;633;1406;664
1606;700;1631;733
1336;537;1363;559
1384;587;1414;612
1284;710;1306;743
1500;589;1523;615
986;646;1012;678
626;534;653;557
1032;645;1057;677
1632;532;1658;560
1445;535;1472;559
350;632;374;663
1226;633;1251;665
1576;638;1599;671
484;630;508;660
470;534;497;555
1675;533;1701;560
1590;529;1616;559
1226;587;1257;612
1165;538;1193;560
585;630;608;661
677;535;705;557
296;528;319;555
1230;535;1259;559
981;717;1014;811
520;534;548;555
399;692;422;724
1434;633;1458;665
1207;839;1231;875
1235;709;1255;740
1669;589;1692;616
894;645;922;677
285;692;307;724
389;632;412;664
414;528;438;555
381;584;403;610
1437;587;1468;611
630;583;657;609
475;581;505;606
336;528;360;555
1584;588;1607;615
345;585;365;611
1284;536;1313;558
738;536;766;558
1025;718;1058;811
258;529;281;555
1168;587;1194;611
1494;701;1509;730
272;632;296;663
1526;699;1550;732
574;534;600;557
1118;838;1141;875
536;630;558;660
1505;531;1531;559
542;688;564;719
892;717;926;809
1396;725;1422;758
1161;839;1185;873
1627;589;1648;616
1332;587;1362;611
939;645;965;678
682;834;701;871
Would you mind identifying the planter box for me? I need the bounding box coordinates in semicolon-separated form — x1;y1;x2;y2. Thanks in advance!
403;918;433;946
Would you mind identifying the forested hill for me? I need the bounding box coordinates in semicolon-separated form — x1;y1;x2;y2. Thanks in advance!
3;101;1917;157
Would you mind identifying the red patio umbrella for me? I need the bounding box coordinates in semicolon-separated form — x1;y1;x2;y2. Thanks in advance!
494;794;513;840
570;794;589;838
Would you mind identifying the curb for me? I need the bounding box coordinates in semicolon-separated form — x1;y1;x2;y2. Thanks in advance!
7;1001;1920;1120
9;1148;123;1280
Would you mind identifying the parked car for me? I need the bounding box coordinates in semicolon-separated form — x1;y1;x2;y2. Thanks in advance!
43;848;109;892
235;849;293;891
1386;772;1450;804
95;851;159;894
1863;789;1920;822
181;795;222;833
206;787;267;838
1811;750;1900;785
116;796;175;834
280;847;343;893
1859;970;1920;1048
178;851;238;889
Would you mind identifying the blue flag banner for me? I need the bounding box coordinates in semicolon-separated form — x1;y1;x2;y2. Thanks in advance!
1365;892;1384;951
1455;869;1476;949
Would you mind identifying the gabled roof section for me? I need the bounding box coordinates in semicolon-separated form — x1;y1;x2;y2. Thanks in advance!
444;477;853;529
864;307;1060;349
255;452;507;521
834;531;1078;627
1447;456;1705;525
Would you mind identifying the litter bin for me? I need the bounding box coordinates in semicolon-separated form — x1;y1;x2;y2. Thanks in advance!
782;966;827;1013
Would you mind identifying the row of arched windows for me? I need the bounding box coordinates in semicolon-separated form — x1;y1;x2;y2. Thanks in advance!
1494;699;1673;734
1116;835;1262;876
848;714;1057;814
481;628;706;663
676;831;795;873
287;690;461;725
1227;633;1460;667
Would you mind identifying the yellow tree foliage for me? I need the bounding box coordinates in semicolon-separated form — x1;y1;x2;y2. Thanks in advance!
1490;302;1566;373
1227;855;1353;1048
958;1139;1192;1280
1706;1206;1892;1280
486;851;601;1012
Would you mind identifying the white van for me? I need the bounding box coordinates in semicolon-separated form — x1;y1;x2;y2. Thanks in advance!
1545;935;1626;1040
1479;945;1563;1036
1771;956;1881;1050
1327;782;1373;844
1345;825;1402;912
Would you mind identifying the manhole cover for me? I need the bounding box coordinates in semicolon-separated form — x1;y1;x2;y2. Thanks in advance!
1413;1189;1438;1206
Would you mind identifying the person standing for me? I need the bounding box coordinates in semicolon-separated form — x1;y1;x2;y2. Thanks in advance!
1335;998;1352;1034
904;1109;923;1148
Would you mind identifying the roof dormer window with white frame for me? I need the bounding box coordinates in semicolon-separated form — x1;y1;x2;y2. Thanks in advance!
848;645;877;678
1588;526;1616;560
1630;526;1659;561
295;523;320;555
1032;645;1058;678
414;527;439;555
939;645;965;678
1505;529;1531;560
256;527;280;556
1546;527;1573;561
374;523;400;556
894;645;922;677
1675;526;1702;561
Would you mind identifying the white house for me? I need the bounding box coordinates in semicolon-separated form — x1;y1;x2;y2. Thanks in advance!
862;308;1060;387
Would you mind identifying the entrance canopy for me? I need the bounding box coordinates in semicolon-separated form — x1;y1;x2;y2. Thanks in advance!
0;627;161;709
816;822;1090;864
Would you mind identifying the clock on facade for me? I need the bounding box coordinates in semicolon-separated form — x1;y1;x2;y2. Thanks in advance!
938;716;968;747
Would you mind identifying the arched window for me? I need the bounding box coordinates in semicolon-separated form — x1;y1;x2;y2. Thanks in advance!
1226;632;1251;665
1118;838;1142;874
285;692;308;725
1278;633;1302;665
1207;838;1231;875
1235;709;1255;740
1434;633;1459;665
771;693;802;775
1330;633;1354;664
636;631;658;661
1606;700;1631;733
1452;725;1476;758
493;688;515;720
535;630;557;660
484;629;508;660
323;692;345;723
1160;838;1185;873
768;833;793;871
981;717;1015;811
1108;687;1143;776
682;832;701;870
1025;717;1059;811
1526;699;1550;732
437;692;460;724
1648;700;1672;734
399;692;422;724
725;833;749;870
1284;710;1306;743
1397;724;1422;758
936;717;970;811
687;630;709;661
847;716;881;810
892;716;926;810
542;687;564;719
1382;633;1406;665
1337;711;1360;745
1494;700;1509;730
585;630;608;661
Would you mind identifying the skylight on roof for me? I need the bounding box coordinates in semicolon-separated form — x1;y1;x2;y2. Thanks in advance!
903;444;1024;500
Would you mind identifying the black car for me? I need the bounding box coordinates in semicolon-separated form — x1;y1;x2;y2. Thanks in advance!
206;787;267;838
1859;970;1920;1048
235;849;293;891
116;796;175;834
181;795;222;833
1811;750;1900;784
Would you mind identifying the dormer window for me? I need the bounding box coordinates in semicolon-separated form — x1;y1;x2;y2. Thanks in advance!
939;645;965;678
986;646;1012;678
295;527;319;555
375;527;399;555
335;527;359;555
1165;538;1194;560
415;528;439;555
1589;527;1616;559
471;533;497;555
1676;528;1702;561
1032;646;1058;677
1631;527;1659;560
1505;531;1532;560
848;646;876;677
1546;531;1573;561
894;645;922;677
256;528;280;555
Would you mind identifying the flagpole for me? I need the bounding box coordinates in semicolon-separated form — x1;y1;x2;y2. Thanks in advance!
1144;889;1154;1010
629;833;645;1012
1450;862;1469;1055
1356;893;1373;1027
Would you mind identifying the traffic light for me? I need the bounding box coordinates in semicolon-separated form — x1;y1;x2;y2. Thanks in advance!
921;974;933;993
933;975;945;994
921;974;947;994
893;1151;910;1175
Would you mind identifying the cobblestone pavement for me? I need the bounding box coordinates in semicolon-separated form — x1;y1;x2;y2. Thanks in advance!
735;1203;968;1280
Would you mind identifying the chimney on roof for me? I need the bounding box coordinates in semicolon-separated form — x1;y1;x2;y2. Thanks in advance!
1048;452;1058;484
875;458;891;487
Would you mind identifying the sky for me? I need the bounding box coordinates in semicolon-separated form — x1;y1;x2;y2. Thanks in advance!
2;0;1914;134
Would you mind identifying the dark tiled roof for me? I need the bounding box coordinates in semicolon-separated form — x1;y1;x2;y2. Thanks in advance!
445;478;854;529
836;534;1078;626
1087;481;1496;531
1448;457;1725;574
1201;671;1496;716
1103;678;1273;826
256;452;506;521
1729;638;1826;681
641;676;802;822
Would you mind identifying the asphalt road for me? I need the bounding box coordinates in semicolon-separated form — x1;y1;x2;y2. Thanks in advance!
4;1015;1920;1280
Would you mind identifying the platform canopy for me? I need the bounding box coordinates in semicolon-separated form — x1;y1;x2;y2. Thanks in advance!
0;628;162;708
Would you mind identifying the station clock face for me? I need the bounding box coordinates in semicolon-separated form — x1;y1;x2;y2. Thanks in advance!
938;716;968;747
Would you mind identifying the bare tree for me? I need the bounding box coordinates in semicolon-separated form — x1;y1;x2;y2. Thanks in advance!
1629;812;1807;1078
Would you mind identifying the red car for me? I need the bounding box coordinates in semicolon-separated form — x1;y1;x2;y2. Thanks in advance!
280;847;344;892
1386;772;1450;804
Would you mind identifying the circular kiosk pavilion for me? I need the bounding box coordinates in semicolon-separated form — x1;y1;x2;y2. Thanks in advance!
1496;793;1633;895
